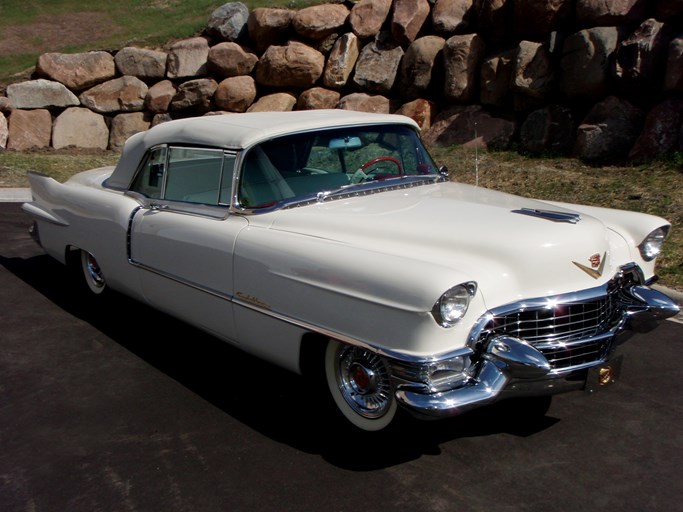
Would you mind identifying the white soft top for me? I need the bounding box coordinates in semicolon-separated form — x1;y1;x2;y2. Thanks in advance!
106;110;419;190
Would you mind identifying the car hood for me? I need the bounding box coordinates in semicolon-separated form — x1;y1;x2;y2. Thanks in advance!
263;181;631;309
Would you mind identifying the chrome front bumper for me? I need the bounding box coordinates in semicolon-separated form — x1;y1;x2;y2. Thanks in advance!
395;284;680;419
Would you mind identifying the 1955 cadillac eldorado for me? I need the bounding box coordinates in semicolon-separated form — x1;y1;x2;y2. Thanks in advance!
22;110;680;431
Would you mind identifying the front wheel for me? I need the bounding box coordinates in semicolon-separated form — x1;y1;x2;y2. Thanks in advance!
324;339;397;432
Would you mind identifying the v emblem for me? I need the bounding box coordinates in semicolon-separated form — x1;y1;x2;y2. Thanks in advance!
573;252;607;279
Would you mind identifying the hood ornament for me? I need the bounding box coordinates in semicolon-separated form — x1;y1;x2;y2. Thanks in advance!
573;252;606;279
512;208;581;224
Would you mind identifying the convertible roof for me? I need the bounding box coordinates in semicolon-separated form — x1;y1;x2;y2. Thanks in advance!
106;110;419;190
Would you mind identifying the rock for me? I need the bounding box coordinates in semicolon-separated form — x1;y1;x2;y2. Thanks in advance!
7;109;52;150
519;105;575;154
665;36;683;93
432;0;475;34
36;51;115;91
166;37;210;79
352;38;404;93
338;93;391;113
255;42;325;88
145;80;177;114
399;36;445;100
6;79;79;109
206;2;250;42
170;78;218;113
0;113;8;150
480;49;515;108
214;76;257;112
560;27;619;101
573;96;644;163
423;105;516;149
443;33;486;103
629;97;683;162
513;0;573;37
297;87;341;110
513;41;555;100
0;97;14;116
349;0;393;39
152;113;173;127
247;92;297;112
395;99;435;130
323;33;361;89
615;19;674;98
576;0;649;26
79;76;148;114
208;42;258;78
52;107;109;150
656;0;683;19
114;47;167;80
109;113;151;150
292;4;349;41
392;0;431;45
247;8;294;53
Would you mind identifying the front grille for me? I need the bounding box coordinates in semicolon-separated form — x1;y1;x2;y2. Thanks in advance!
477;295;621;372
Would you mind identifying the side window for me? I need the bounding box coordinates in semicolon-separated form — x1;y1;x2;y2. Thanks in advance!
130;146;167;199
164;147;224;204
218;154;236;205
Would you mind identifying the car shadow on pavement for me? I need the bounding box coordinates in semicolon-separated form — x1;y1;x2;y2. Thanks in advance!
2;252;560;471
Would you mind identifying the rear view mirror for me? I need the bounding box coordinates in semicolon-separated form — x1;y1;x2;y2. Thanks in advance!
329;137;362;150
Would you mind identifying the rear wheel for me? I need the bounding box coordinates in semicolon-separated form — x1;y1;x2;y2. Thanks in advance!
324;339;397;432
80;250;107;295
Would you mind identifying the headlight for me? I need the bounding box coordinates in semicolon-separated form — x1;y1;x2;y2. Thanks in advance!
638;226;670;261
432;282;477;327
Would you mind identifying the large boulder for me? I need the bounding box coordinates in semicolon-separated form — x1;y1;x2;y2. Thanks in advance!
297;87;341;110
214;76;257;112
479;49;515;108
247;8;294;53
520;105;575;155
665;36;683;93
338;93;391;113
443;33;486;103
109;113;151;151
255;42;325;88
560;27;619;101
7;109;52;150
629;97;683;162
6;79;79;109
166;37;210;79
392;0;431;45
395;99;436;131
145;80;177;114
170;78;218;113
52;107;109;150
352;38;404;93
0;97;14;116
512;41;555;105
323;33;361;89
292;4;349;41
474;0;512;42
349;0;393;39
614;18;673;98
423;105;515;149
206;2;250;42
0;113;8;150
432;0;475;34
573;96;644;163
575;0;649;26
36;51;115;91
208;42;258;78
513;0;573;37
79;76;148;114
114;47;167;80
247;92;297;112
399;36;446;100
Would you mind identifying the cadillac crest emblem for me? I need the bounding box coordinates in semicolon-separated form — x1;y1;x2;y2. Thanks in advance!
573;252;606;279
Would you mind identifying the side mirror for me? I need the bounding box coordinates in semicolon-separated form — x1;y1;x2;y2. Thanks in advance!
439;165;450;180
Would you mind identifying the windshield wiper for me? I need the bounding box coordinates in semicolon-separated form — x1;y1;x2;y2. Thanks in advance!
317;175;442;202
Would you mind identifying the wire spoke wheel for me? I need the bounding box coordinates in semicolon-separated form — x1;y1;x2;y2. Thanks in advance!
80;250;107;295
325;339;397;431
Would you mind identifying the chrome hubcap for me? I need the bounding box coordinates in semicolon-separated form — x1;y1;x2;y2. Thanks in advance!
337;346;393;419
85;254;105;288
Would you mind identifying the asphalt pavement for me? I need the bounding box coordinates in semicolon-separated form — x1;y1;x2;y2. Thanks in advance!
1;200;682;512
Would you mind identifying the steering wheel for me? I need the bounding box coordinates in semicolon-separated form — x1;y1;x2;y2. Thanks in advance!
352;156;403;183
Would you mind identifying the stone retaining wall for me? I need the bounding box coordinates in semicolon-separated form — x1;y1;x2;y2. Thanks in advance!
1;0;683;164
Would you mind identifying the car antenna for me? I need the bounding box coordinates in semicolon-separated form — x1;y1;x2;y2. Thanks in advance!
474;121;479;187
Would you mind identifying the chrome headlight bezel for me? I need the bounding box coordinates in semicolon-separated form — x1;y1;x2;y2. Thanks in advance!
432;282;477;328
638;226;670;262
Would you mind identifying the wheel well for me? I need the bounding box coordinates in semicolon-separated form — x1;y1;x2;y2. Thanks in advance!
299;332;328;379
65;245;80;267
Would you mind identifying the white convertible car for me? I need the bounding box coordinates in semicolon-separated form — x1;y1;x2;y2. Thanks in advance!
23;110;679;431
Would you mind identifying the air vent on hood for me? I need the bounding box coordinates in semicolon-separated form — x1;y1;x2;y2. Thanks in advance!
512;208;582;224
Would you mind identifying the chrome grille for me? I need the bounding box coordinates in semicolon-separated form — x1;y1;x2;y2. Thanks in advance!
479;296;619;372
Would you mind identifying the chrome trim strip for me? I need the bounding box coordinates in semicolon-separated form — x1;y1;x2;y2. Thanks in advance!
512;207;582;223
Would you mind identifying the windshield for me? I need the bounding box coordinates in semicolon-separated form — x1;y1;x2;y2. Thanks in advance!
237;124;439;209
